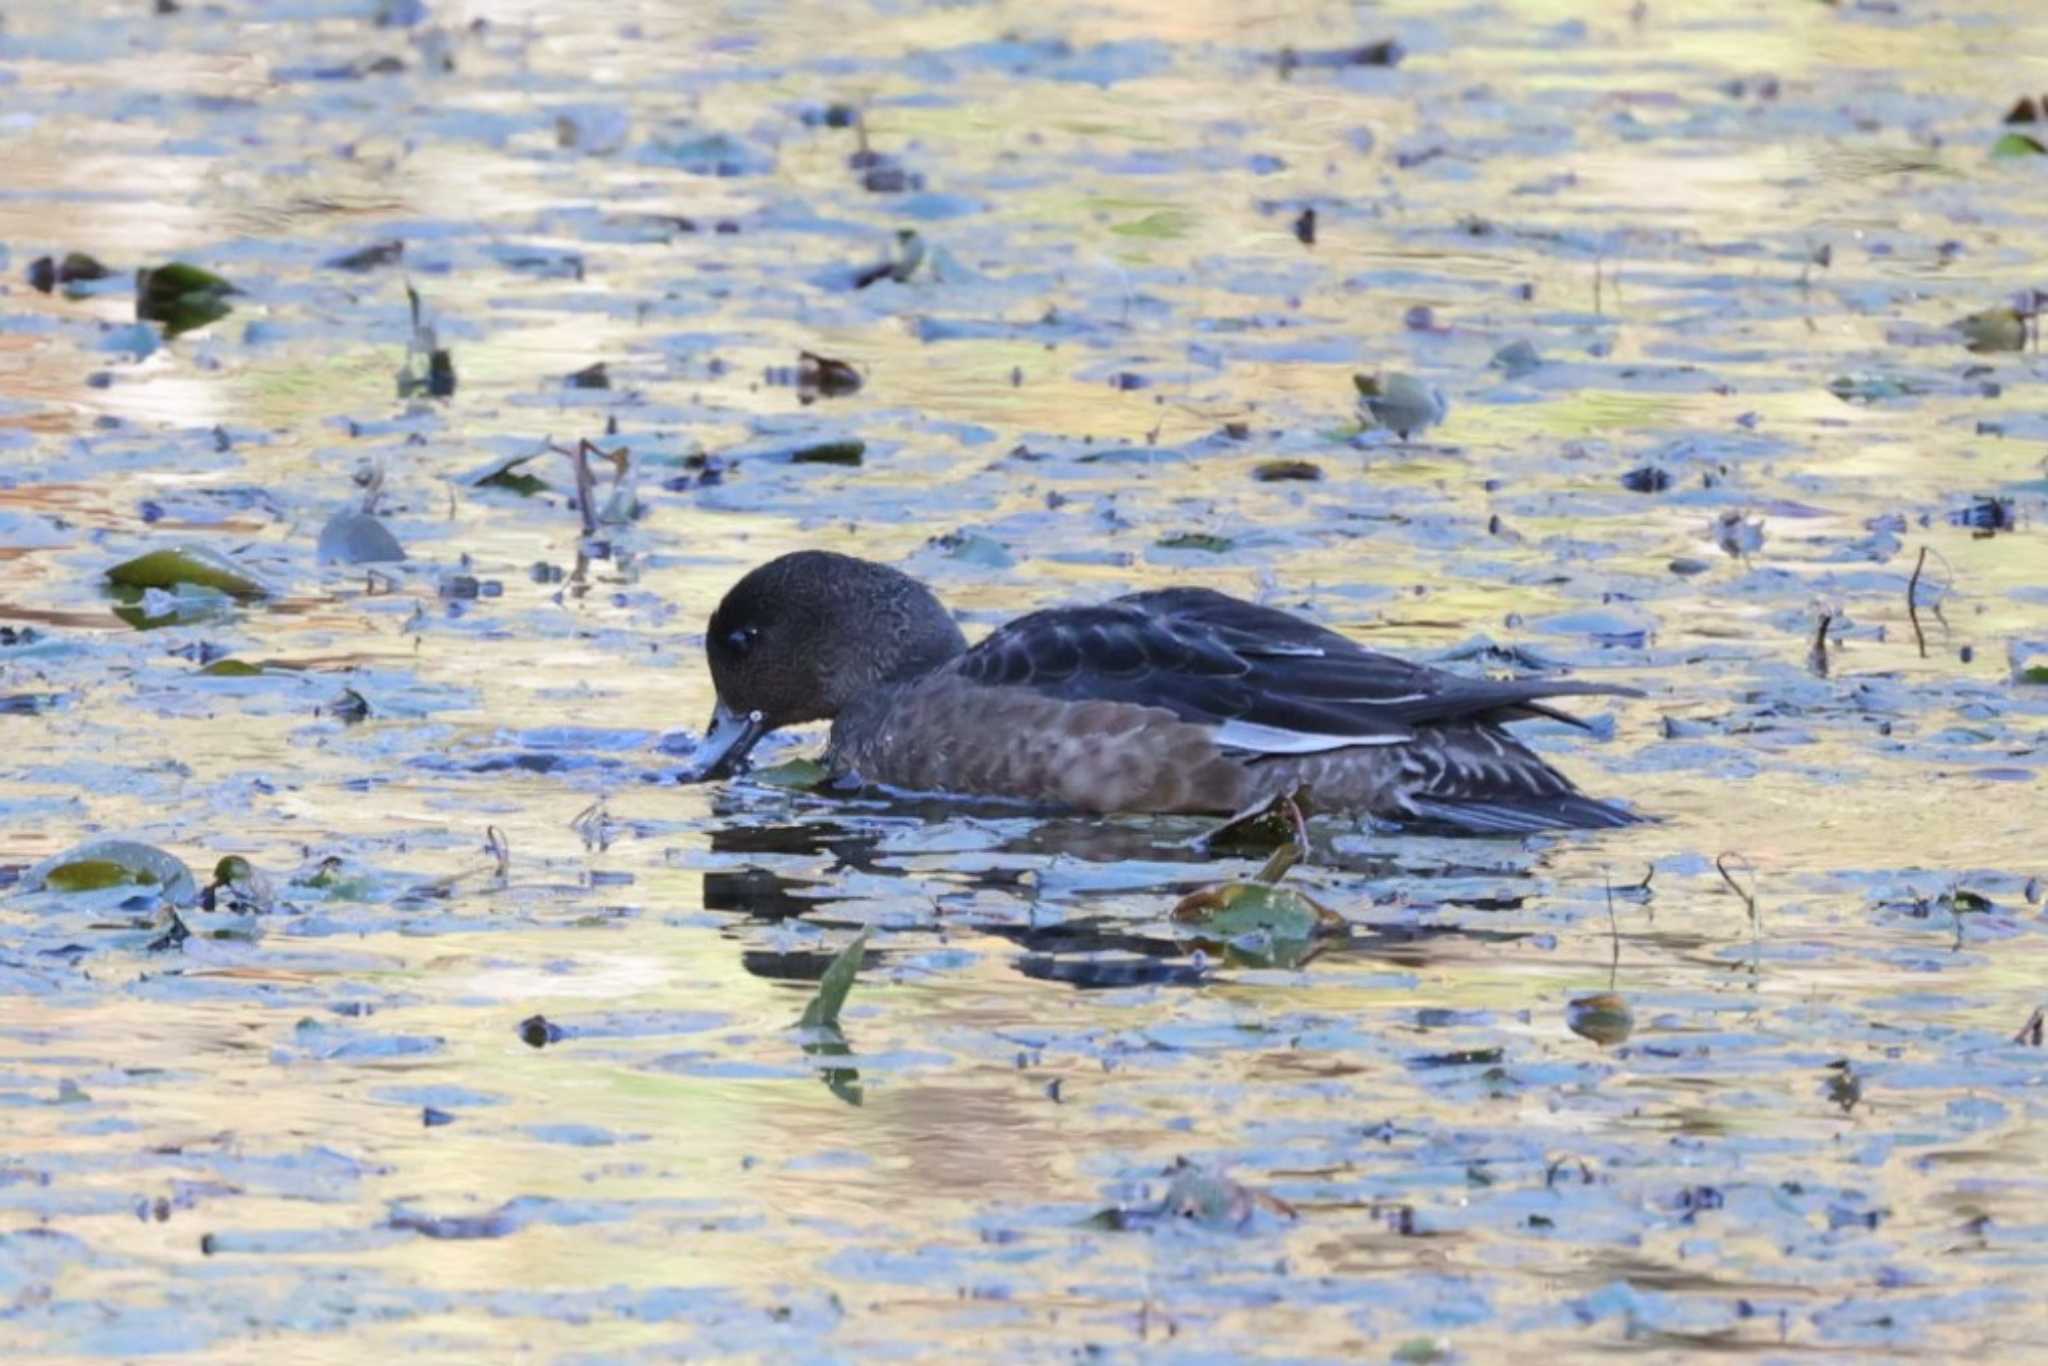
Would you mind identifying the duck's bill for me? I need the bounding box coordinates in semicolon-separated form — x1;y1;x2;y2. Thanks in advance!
682;701;766;782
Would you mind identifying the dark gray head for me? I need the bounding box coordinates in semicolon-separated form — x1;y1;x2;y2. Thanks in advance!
686;550;968;780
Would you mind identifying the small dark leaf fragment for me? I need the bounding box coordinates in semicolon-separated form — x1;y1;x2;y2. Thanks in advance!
327;240;404;271
1254;460;1322;482
518;1014;564;1048
789;440;865;466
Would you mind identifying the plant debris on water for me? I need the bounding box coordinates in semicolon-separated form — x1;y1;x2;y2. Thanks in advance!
1;0;2046;1358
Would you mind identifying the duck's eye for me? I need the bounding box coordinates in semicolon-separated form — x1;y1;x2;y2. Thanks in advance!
725;626;760;656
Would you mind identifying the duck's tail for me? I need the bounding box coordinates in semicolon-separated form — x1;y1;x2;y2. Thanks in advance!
1392;721;1644;835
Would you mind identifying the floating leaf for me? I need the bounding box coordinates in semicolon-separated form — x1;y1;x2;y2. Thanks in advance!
1567;992;1635;1046
106;545;271;598
933;530;1014;568
327;240;404;271
1992;131;2048;158
461;449;551;496
1354;371;1448;438
1092;1158;1297;1232
1954;306;2027;353
199;658;264;677
797;350;862;398
1171;879;1342;945
23;839;197;902
789;439;865;466
1826;373;1924;403
1710;510;1765;559
330;687;372;722
27;252;111;294
1111;209;1195;239
317;510;407;564
136;262;238;337
1253;460;1322;482
2018;666;2048;685
1155;532;1234;553
1489;339;1542;378
202;855;278;914
798;929;869;1031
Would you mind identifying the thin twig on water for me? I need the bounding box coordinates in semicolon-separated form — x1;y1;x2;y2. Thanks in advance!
1716;851;1762;979
1907;546;1929;658
1604;872;1621;991
547;438;602;536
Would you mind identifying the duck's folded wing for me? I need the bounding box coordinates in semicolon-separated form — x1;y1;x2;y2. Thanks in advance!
953;588;1639;757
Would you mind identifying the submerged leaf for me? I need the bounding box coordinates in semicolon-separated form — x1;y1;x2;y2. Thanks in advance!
798;930;869;1031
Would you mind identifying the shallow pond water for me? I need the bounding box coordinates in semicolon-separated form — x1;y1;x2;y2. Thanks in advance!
3;0;2048;1358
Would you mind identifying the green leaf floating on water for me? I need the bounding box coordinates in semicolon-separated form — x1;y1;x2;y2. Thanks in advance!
199;658;265;676
1992;131;2048;158
789;440;865;466
23;839;197;903
1954;306;2027;353
1156;532;1234;553
1111;209;1195;239
135;262;238;337
107;545;271;599
798;929;869;1031
459;450;551;496
2018;666;2048;685
1171;879;1342;943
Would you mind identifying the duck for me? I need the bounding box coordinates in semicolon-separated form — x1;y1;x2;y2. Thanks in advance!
684;550;1643;834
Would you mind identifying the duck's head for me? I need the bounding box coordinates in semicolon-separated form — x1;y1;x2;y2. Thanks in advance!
686;550;968;780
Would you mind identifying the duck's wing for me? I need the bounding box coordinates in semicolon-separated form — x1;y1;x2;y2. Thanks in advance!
953;587;1639;757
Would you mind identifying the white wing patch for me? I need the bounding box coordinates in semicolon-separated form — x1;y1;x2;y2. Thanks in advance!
1211;718;1413;755
1244;643;1328;658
